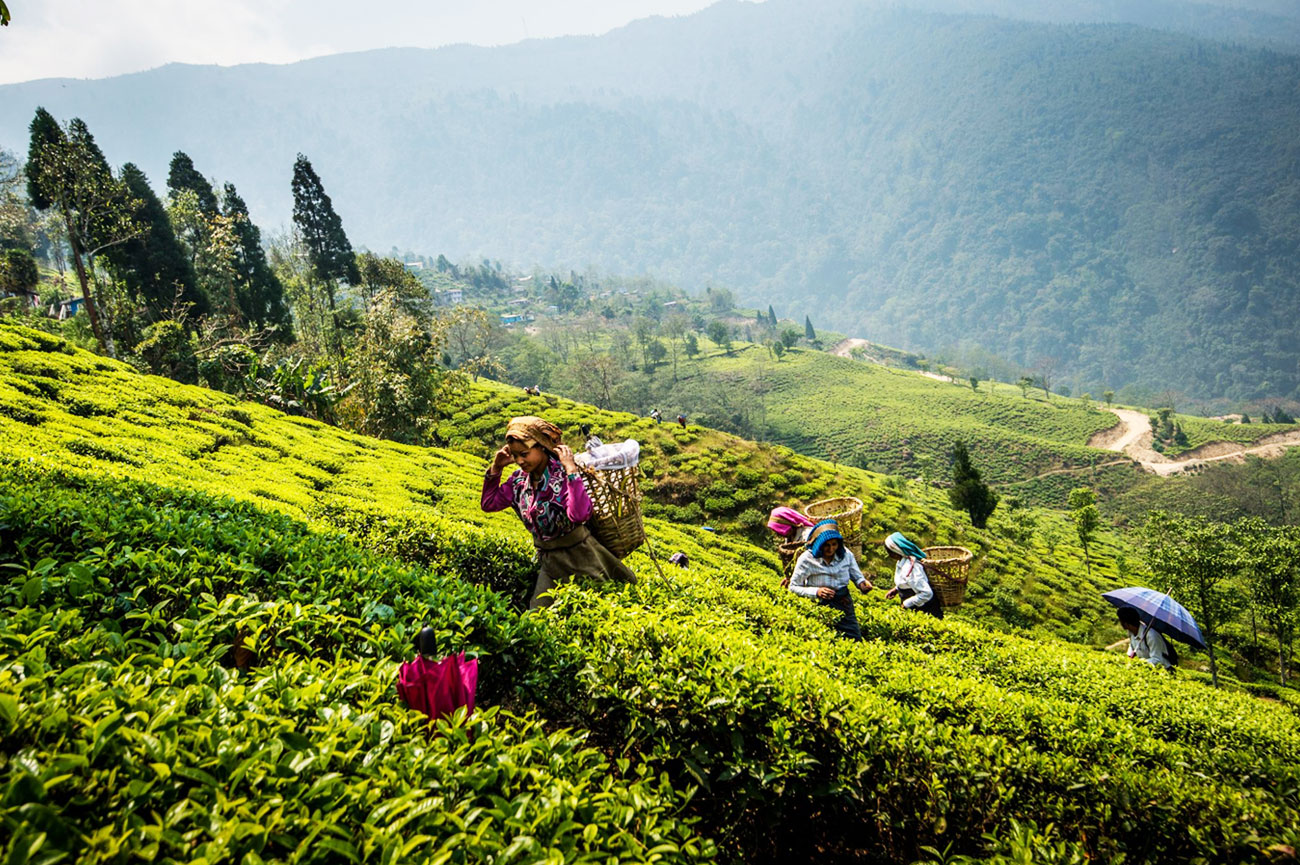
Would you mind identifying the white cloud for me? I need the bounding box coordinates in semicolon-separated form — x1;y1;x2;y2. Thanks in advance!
0;0;723;85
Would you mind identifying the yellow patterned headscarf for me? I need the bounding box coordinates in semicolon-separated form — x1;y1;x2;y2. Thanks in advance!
505;416;562;453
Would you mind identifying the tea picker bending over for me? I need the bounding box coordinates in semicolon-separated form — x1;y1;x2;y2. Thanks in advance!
481;415;636;609
788;519;873;640
881;531;943;619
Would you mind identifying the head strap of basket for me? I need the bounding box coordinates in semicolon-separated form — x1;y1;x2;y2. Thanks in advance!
505;416;562;453
807;519;844;557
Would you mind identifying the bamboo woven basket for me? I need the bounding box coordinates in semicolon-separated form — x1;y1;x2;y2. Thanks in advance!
578;464;645;559
922;546;974;608
778;539;806;575
802;496;864;556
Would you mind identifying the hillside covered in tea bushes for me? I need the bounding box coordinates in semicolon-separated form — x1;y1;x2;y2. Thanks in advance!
3;322;1300;864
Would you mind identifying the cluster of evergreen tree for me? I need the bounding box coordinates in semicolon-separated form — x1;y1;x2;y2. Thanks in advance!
20;108;291;355
8;109;465;447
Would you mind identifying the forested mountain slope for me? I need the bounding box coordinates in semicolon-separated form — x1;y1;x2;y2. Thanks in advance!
4;322;1300;863
3;3;1299;398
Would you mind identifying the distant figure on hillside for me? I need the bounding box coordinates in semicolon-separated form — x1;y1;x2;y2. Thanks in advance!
650;408;662;424
481;415;635;609
881;532;943;619
676;413;687;429
669;551;689;568
1118;607;1174;669
788;519;873;640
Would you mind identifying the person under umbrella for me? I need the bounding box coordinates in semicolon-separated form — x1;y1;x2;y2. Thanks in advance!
1117;607;1174;669
1103;586;1205;671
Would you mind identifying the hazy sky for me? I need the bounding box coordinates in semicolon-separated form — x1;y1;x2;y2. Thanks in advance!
0;0;723;85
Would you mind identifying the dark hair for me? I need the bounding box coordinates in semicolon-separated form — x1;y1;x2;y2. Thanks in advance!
413;626;439;657
1117;608;1141;628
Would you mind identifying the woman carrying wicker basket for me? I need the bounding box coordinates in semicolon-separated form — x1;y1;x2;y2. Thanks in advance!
881;531;943;619
788;519;874;640
481;416;636;610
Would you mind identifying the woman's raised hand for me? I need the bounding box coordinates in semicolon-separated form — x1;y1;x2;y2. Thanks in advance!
491;445;513;472
554;444;579;473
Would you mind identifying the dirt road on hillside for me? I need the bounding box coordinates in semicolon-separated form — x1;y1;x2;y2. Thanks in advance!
830;338;871;358
1088;408;1300;476
830;338;955;382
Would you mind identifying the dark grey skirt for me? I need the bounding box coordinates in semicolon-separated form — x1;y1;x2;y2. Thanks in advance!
531;525;637;609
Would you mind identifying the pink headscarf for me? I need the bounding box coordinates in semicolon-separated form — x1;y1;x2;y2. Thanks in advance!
768;506;814;537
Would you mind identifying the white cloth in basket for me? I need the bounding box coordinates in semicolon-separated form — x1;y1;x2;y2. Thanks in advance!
576;439;640;471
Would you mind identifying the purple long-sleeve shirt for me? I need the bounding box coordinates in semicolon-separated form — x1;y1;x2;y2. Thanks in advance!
481;456;594;543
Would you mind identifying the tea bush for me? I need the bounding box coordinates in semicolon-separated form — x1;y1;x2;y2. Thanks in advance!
4;323;1300;864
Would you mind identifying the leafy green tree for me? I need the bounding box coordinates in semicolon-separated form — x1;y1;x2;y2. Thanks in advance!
706;320;732;355
707;286;733;313
663;311;688;382
1103;390;1115;407
167;151;219;217
356;251;423;306
767;305;777;327
26;109;142;354
1017;376;1034;398
779;327;800;349
223;183;291;333
0;248;38;295
102;163;204;316
291;154;359;350
1068;487;1101;579
647;338;667;369
949;440;998;529
804;315;815;341
771;340;785;361
968;376;979;392
344;288;454;445
684;332;699;360
1236;518;1298;685
0;148;34;252
1144;511;1242;688
168;188;242;322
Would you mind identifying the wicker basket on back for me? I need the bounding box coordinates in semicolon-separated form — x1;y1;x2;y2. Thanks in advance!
922;546;974;607
802;497;864;557
577;464;645;559
778;539;806;575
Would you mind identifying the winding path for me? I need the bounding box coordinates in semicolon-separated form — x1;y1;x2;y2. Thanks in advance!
830;338;1300;476
1088;408;1300;476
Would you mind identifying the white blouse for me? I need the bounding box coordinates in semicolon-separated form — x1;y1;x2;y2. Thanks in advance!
789;549;867;599
893;558;934;609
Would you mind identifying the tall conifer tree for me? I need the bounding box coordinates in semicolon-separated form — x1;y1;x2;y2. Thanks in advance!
103;163;204;315
167;151;218;215
291;154;359;287
291;154;359;352
224;182;291;334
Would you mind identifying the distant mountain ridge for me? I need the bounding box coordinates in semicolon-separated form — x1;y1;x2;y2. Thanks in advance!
2;0;1299;406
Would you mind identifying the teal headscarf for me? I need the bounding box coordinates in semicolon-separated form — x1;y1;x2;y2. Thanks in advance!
808;519;845;559
885;531;926;559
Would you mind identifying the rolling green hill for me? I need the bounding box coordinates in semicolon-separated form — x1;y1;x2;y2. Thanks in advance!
3;321;1300;863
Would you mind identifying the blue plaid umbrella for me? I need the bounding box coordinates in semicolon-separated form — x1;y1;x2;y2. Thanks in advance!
1102;586;1207;649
